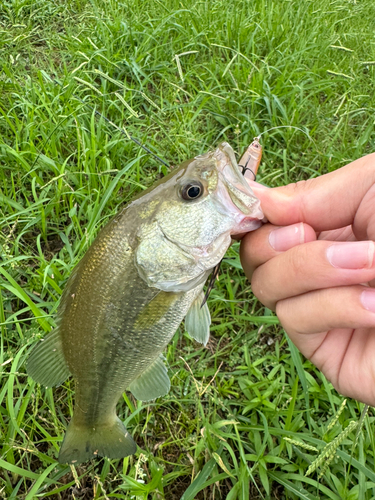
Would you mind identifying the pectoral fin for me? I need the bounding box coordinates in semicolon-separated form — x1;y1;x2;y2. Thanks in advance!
185;293;211;346
27;328;71;387
128;355;170;401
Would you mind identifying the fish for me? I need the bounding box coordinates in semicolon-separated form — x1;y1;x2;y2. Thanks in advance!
26;142;264;464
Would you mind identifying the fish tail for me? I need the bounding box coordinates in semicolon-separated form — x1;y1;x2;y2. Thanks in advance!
58;414;137;464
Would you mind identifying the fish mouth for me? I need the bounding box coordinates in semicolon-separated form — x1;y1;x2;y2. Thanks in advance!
215;142;264;224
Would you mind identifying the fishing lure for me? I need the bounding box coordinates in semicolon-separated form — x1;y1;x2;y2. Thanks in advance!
239;137;262;180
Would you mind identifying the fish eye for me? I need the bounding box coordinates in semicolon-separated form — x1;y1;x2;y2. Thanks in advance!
180;182;204;201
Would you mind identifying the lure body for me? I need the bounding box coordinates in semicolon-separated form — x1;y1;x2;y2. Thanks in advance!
239;138;262;180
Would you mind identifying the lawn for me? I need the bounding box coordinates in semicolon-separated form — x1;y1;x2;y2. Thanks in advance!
1;0;375;498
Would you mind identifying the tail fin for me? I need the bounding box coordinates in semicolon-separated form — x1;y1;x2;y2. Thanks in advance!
58;415;137;464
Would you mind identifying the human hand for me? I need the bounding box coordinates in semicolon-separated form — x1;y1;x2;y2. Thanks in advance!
240;153;375;405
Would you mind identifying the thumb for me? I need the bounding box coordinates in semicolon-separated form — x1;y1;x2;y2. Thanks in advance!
251;153;375;235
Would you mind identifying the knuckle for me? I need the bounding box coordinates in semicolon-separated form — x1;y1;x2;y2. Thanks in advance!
251;268;274;309
286;179;315;221
275;300;285;321
288;178;315;197
251;268;266;302
275;300;293;332
287;244;310;277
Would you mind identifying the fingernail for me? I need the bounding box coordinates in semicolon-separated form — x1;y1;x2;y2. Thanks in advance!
269;223;305;251
326;241;374;269
361;289;375;313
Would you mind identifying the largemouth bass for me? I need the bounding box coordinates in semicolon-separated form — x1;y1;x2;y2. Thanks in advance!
27;142;263;464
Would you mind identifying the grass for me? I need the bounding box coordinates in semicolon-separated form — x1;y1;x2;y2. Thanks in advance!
1;0;375;498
